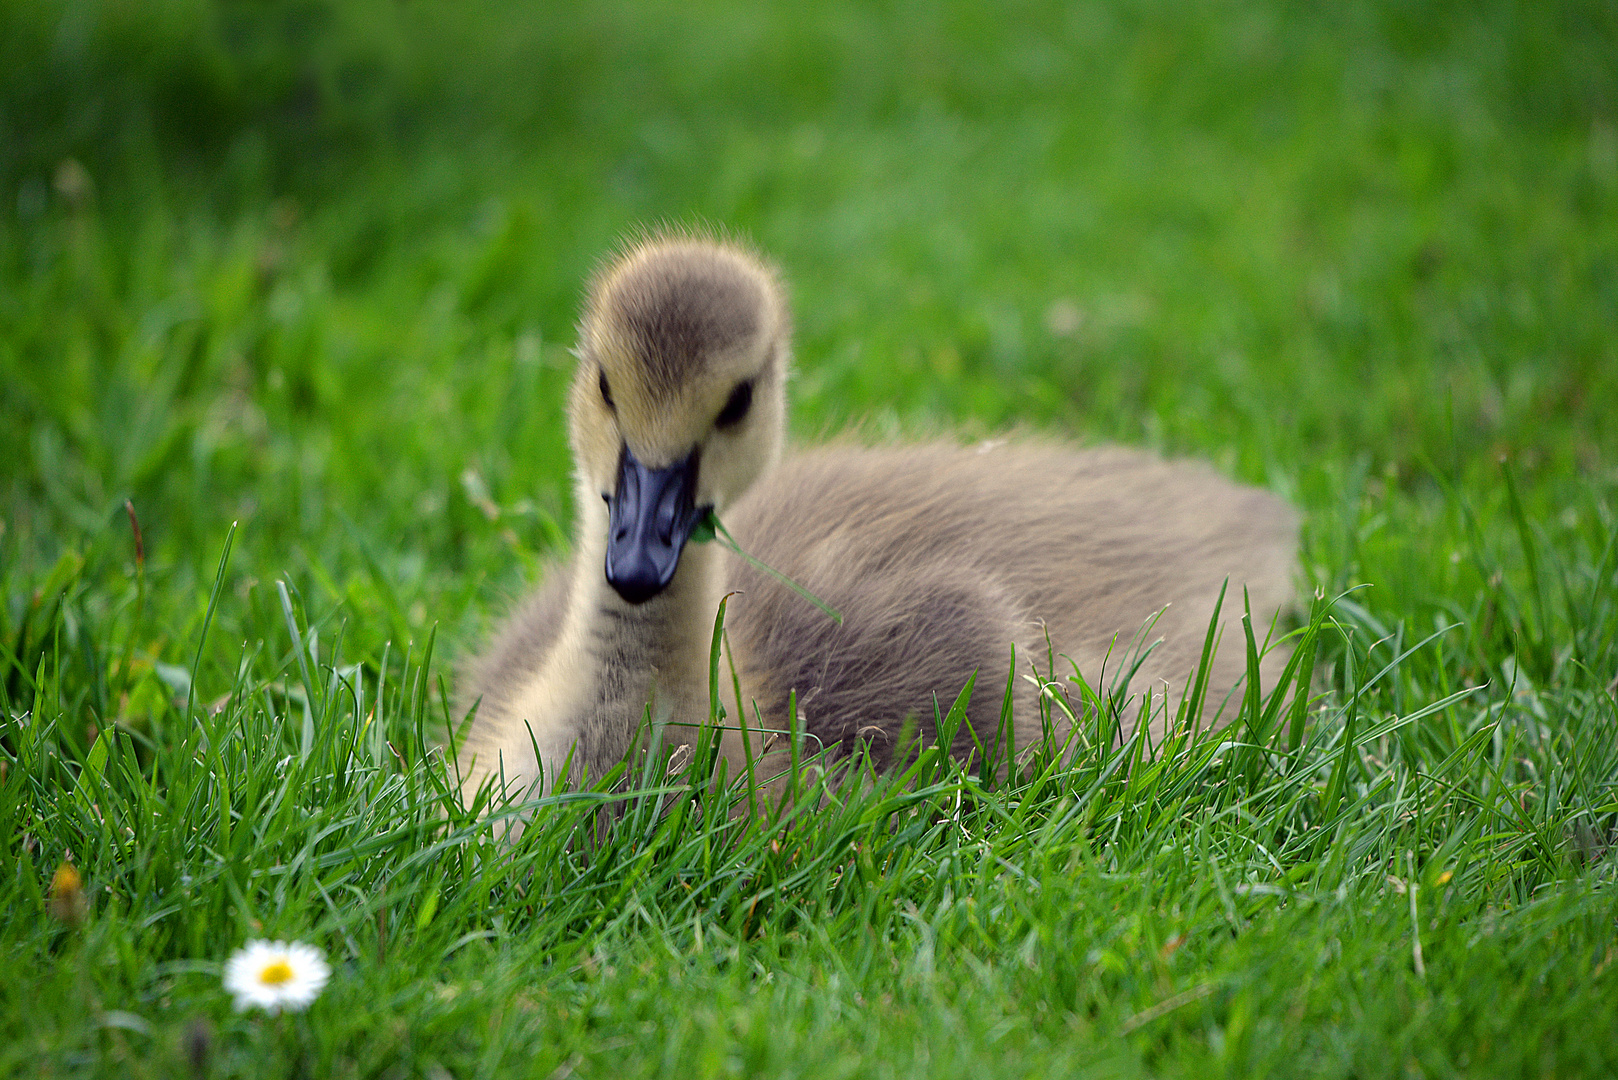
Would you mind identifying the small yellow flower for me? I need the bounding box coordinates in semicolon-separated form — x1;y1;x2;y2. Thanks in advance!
223;940;330;1014
48;862;87;925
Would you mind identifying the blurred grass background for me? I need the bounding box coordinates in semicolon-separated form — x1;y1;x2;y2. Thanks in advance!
5;1;1613;615
3;0;1617;1075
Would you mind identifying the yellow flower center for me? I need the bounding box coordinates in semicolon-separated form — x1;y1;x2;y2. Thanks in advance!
51;863;83;895
258;961;295;986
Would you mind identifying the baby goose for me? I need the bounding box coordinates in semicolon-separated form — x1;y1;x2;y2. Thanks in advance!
457;235;1298;807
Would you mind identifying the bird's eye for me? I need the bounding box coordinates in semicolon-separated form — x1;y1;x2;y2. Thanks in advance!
716;380;753;428
598;367;615;412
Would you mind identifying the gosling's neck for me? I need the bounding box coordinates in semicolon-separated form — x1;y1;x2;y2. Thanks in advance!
551;495;727;783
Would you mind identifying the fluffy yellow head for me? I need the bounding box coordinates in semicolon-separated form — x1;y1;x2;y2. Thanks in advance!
569;235;791;514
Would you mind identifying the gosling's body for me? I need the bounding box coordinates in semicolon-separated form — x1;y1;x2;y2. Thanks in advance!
457;236;1298;805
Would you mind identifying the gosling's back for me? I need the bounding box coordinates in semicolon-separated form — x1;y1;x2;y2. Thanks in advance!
718;439;1298;761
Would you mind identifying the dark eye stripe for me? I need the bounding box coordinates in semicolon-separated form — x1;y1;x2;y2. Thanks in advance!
716;380;753;428
598;367;615;411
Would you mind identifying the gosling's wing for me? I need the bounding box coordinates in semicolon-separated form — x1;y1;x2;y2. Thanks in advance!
720;441;1298;747
717;443;1060;758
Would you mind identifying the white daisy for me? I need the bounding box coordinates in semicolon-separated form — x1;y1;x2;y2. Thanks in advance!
223;939;331;1014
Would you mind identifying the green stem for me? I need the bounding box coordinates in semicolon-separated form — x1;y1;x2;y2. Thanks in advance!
695;511;842;625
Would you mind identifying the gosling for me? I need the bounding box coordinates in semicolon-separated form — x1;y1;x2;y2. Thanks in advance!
457;235;1298;807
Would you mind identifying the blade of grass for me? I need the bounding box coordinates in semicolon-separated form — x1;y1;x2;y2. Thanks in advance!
186;523;236;716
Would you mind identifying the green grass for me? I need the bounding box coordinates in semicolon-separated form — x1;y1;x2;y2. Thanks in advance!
3;0;1617;1075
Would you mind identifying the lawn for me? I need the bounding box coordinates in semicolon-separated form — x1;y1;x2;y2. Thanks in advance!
3;0;1616;1076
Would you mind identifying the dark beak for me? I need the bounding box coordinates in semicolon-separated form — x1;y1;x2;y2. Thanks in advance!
604;445;706;604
